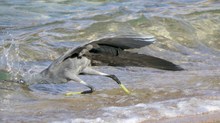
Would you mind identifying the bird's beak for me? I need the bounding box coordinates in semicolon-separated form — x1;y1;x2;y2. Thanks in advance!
119;84;131;94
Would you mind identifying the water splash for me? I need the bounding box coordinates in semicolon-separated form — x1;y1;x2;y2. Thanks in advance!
0;35;25;81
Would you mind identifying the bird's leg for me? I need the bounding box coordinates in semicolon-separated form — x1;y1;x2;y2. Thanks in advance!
64;73;95;96
81;67;130;94
106;74;130;94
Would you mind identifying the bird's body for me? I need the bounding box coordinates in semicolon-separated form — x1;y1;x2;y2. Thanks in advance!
25;36;183;95
40;56;91;84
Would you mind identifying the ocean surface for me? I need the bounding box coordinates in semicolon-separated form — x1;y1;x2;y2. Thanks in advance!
0;0;220;122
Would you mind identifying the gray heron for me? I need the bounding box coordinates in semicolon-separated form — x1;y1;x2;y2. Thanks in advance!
24;36;183;96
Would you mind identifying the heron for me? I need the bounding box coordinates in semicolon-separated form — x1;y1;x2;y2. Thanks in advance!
23;36;183;96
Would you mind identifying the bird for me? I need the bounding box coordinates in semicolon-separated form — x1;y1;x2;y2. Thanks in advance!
23;36;183;96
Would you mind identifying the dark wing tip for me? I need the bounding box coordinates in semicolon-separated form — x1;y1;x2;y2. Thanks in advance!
175;66;184;71
163;65;184;71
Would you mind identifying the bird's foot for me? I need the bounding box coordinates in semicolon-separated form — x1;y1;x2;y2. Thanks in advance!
65;91;82;96
65;87;94;96
119;84;131;94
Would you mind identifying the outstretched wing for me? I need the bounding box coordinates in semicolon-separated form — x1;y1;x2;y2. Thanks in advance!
48;36;156;68
47;36;183;71
87;36;183;71
89;51;183;71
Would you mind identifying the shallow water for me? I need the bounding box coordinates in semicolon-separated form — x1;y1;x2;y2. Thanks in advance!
0;0;220;122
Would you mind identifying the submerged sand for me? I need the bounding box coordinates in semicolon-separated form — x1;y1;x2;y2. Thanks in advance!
147;111;220;123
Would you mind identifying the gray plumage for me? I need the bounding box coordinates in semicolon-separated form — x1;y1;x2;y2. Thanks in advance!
25;36;183;94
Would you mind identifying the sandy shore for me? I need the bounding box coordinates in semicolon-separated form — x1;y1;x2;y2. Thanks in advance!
143;111;220;123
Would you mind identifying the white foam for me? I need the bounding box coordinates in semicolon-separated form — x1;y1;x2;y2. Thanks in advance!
53;118;105;123
53;117;146;123
52;97;220;123
102;97;220;121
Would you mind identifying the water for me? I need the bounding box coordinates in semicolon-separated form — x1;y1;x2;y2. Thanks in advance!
0;0;220;122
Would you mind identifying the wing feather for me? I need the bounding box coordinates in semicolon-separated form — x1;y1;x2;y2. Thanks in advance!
49;36;155;69
46;36;183;71
90;36;155;49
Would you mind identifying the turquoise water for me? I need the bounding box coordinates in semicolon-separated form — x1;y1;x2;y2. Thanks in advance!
0;0;220;122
